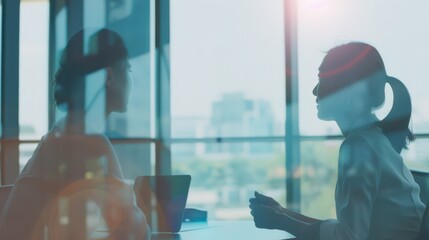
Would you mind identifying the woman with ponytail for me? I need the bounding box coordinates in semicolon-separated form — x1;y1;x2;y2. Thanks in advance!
249;42;425;240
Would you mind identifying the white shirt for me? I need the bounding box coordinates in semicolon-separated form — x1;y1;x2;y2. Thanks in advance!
320;125;426;240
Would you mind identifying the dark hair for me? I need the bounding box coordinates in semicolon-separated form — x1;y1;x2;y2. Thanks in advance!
319;42;413;153
54;28;128;110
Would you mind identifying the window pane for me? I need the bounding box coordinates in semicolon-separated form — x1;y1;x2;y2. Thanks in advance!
53;0;153;138
298;1;429;135
172;141;285;220
111;142;155;184
171;0;285;138
19;143;38;172
0;2;2;138
19;1;49;140
103;0;153;138
301;140;341;219
402;138;429;172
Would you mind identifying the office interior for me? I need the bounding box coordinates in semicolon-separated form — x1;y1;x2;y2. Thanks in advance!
1;0;429;222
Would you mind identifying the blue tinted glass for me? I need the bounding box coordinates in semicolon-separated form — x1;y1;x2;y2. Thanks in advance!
171;0;285;138
300;140;341;219
402;138;429;172
172;141;286;220
112;142;155;183
19;143;38;172
53;0;153;138
19;1;49;140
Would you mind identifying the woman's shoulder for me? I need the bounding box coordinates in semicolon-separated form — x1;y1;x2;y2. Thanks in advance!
343;126;386;149
339;127;383;170
342;128;375;149
47;119;112;147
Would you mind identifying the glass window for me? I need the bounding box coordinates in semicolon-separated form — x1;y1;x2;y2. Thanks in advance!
112;142;155;184
402;138;429;172
102;0;153;138
19;143;38;172
0;0;1;181
19;0;49;140
172;141;285;220
300;140;341;219
171;0;285;138
52;0;153;138
298;0;429;136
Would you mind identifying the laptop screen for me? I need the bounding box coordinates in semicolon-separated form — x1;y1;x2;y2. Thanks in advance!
134;175;191;233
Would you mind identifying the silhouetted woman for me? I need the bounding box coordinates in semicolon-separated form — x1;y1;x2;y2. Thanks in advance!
0;29;150;240
250;42;425;240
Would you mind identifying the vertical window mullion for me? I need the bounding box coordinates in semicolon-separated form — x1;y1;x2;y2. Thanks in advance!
284;0;301;211
48;0;57;129
155;0;171;175
1;0;20;185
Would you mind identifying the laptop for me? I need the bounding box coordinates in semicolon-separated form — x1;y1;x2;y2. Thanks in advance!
134;175;191;233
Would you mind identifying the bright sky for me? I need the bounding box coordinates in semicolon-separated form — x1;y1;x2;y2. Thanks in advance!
18;0;429;139
172;0;429;136
19;2;49;138
297;0;429;134
171;0;285;126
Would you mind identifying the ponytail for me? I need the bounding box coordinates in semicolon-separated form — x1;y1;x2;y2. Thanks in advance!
378;76;414;153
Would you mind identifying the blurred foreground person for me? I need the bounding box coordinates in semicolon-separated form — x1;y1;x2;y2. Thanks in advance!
0;29;150;240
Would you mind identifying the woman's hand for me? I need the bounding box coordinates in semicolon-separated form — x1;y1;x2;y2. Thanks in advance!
249;191;284;213
249;203;283;230
249;191;285;230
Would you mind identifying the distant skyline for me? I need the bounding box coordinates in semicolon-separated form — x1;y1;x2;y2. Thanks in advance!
170;0;286;123
172;91;281;138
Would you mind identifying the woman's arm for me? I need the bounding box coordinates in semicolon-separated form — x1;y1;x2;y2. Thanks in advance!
249;192;321;237
282;208;319;224
87;136;150;239
250;203;322;238
90;177;150;240
250;191;319;224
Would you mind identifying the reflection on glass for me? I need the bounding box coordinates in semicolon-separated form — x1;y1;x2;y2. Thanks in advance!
4;29;150;240
172;142;285;220
112;143;155;184
171;0;285;138
300;140;340;219
19;0;49;140
62;0;154;138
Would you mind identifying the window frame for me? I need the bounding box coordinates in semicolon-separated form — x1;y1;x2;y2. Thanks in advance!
1;0;20;184
2;0;429;215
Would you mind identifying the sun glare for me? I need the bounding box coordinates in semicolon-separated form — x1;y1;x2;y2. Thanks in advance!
304;0;328;9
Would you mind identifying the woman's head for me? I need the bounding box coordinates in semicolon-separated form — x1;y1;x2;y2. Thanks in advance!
54;28;132;114
313;42;413;153
314;42;386;120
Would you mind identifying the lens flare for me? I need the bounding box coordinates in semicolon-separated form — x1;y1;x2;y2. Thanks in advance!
304;0;327;9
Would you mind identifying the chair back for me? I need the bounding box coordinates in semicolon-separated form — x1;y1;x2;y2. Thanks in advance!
0;185;13;215
411;170;429;240
411;169;429;204
417;203;429;240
